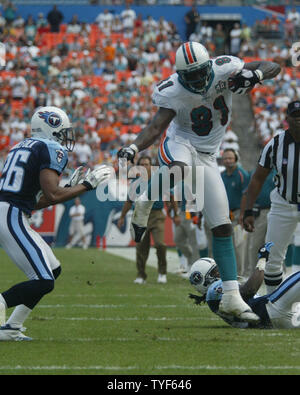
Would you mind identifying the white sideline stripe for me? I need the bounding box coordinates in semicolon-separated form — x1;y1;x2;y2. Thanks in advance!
35;316;206;321
0;365;299;371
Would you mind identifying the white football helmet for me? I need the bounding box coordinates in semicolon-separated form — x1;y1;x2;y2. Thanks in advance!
189;257;219;294
175;41;213;94
31;106;75;151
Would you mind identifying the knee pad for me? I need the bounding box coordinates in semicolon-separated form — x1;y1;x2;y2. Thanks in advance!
53;266;62;280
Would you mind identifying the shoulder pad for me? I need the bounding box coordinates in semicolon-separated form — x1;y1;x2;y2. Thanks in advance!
213;56;244;77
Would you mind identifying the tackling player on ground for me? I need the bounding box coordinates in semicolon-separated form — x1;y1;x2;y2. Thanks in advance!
189;242;300;329
118;41;281;323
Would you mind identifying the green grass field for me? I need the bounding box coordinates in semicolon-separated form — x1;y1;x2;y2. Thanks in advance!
0;247;300;376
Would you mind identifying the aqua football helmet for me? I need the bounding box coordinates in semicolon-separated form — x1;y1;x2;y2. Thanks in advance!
176;41;213;94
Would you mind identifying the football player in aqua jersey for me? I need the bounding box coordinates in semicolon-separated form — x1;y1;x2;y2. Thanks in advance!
189;242;300;329
118;41;281;324
0;106;112;341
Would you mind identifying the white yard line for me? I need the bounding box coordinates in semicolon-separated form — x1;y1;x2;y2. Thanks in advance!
0;365;299;372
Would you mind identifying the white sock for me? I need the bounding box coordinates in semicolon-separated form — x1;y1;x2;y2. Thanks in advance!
0;294;7;309
222;280;239;293
6;305;32;329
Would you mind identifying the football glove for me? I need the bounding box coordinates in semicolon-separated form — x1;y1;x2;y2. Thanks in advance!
188;293;206;305
82;165;112;191
64;166;85;188
228;69;262;95
117;144;138;164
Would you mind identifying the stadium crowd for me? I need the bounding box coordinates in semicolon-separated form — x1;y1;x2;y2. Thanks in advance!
0;4;299;173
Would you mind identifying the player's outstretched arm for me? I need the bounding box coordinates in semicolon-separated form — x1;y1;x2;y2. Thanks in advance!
239;242;273;301
228;60;281;95
118;107;175;162
243;60;281;81
35;166;112;209
35;169;89;209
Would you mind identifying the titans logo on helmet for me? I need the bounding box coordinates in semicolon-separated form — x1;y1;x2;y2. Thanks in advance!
38;111;62;128
189;271;203;286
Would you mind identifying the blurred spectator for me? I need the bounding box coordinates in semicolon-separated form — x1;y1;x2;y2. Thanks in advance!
96;8;114;30
121;3;136;36
213;23;226;56
65;197;88;250
103;39;116;62
47;5;64;33
24;15;37;42
230;23;242;56
36;12;47;30
3;1;17;26
199;21;213;44
284;18;295;41
287;7;300;26
73;136;93;166
67;15;81;34
221;125;240;153
10;70;27;100
184;5;200;41
0;12;6;31
269;15;280;31
97;119;117;150
241;23;251;43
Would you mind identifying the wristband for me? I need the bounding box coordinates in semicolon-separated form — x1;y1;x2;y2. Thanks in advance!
255;69;264;81
243;209;254;219
82;180;93;191
129;144;139;154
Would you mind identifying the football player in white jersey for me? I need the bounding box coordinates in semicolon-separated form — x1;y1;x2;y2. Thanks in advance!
118;41;280;324
0;106;112;341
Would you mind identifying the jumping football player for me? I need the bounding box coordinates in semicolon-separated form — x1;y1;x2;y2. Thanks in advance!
118;41;281;323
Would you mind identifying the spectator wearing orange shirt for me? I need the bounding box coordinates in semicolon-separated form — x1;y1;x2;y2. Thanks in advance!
103;39;116;62
97;119;117;150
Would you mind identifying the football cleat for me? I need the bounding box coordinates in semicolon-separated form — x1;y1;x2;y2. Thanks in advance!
0;324;33;341
219;291;260;323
